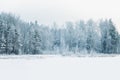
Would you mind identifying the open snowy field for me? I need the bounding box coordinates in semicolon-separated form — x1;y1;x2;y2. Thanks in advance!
0;55;120;80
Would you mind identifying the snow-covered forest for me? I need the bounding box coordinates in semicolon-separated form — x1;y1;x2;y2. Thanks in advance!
0;12;120;55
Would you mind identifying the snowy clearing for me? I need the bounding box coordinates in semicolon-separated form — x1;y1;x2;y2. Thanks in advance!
0;53;119;59
0;55;120;80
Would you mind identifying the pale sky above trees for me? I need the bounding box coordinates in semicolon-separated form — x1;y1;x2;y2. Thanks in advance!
0;0;120;32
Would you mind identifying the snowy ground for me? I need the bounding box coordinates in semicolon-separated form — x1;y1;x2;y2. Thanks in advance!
0;54;120;80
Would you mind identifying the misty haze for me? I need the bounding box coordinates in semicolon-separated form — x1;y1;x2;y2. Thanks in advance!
1;1;120;80
0;0;120;55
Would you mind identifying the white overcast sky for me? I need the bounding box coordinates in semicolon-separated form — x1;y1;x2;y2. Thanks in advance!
0;0;120;31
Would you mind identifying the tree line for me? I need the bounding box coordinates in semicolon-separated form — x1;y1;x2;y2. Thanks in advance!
0;12;120;55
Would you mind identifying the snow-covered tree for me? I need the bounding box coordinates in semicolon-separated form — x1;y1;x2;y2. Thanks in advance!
12;29;20;54
0;12;120;55
86;20;95;53
108;19;119;53
32;30;42;54
100;19;119;53
75;20;86;52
